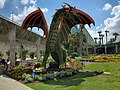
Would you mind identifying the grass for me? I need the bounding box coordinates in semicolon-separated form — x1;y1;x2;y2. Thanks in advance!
26;62;120;90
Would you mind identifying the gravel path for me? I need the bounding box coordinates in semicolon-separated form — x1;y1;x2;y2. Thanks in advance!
0;75;33;90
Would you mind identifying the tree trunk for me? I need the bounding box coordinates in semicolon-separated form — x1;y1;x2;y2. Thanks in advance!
77;29;83;57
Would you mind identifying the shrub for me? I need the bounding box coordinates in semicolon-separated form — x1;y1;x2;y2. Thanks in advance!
53;71;59;77
66;71;73;76
82;51;88;56
6;66;31;80
75;57;83;61
59;70;65;77
47;73;54;79
40;50;44;55
6;50;10;56
29;51;35;59
22;50;28;60
25;75;33;83
22;73;27;80
71;52;79;58
34;75;40;81
0;51;3;56
41;76;46;80
22;50;28;55
48;56;54;62
6;50;17;56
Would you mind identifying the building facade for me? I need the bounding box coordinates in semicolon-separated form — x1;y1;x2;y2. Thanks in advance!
0;15;46;61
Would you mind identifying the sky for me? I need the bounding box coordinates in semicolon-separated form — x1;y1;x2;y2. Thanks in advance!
0;0;120;44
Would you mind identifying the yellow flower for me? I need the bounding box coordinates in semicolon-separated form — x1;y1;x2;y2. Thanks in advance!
71;59;74;62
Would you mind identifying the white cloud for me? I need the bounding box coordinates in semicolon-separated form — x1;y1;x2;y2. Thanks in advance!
103;4;120;42
10;5;37;24
20;0;29;5
104;5;120;34
0;0;6;8
118;1;120;4
85;25;99;38
20;0;37;5
87;27;107;44
10;5;48;24
102;3;112;10
41;8;48;13
30;0;37;5
96;24;102;30
87;4;120;44
15;6;19;9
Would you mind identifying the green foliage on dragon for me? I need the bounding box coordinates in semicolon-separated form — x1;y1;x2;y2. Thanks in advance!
21;3;95;68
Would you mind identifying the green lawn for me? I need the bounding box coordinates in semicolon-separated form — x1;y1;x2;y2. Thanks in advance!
27;62;120;90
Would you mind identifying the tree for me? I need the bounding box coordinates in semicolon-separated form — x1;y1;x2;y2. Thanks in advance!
77;24;84;56
105;30;109;44
113;32;119;40
108;38;115;44
98;31;102;36
100;34;104;45
94;37;97;44
98;31;102;45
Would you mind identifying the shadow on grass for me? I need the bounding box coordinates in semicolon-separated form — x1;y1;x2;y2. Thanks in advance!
44;71;103;87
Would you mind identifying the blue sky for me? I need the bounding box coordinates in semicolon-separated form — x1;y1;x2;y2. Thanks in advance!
0;0;120;43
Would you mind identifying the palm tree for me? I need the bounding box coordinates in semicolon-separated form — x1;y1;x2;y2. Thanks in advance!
105;30;109;44
94;37;97;45
98;31;102;36
99;37;102;45
105;30;109;54
98;31;102;45
94;37;97;54
108;38;115;44
100;34;104;45
113;32;119;40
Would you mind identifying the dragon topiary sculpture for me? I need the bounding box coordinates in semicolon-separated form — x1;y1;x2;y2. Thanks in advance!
21;3;95;68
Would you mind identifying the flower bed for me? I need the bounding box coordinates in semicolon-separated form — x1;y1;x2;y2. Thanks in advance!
91;54;120;62
21;69;74;83
6;66;32;80
5;60;84;83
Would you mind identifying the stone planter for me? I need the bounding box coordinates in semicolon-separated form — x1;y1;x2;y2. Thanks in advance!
22;55;26;60
30;55;34;59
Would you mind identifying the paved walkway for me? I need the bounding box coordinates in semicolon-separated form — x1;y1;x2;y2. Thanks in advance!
0;75;33;90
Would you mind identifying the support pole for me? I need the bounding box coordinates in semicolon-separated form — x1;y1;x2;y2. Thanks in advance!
36;38;41;61
8;26;16;68
94;47;96;54
115;44;118;54
105;45;107;54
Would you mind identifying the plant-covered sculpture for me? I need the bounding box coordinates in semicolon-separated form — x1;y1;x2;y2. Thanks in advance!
21;3;95;68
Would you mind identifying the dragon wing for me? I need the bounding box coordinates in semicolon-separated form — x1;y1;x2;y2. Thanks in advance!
21;8;48;37
57;3;95;43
